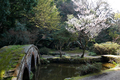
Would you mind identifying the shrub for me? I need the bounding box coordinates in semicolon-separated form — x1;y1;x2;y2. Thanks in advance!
1;21;30;46
88;52;97;56
40;58;50;64
77;63;102;75
94;42;120;55
39;47;50;55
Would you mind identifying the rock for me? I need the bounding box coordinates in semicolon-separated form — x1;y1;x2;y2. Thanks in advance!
101;55;120;63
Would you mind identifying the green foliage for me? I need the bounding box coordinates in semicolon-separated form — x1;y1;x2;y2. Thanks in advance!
88;52;97;56
95;28;112;43
39;47;50;55
47;57;101;64
107;24;120;44
52;25;75;57
0;0;10;28
54;0;75;21
53;26;72;43
30;71;34;80
109;30;118;39
114;13;120;19
77;63;102;75
29;0;60;30
94;42;120;55
0;0;38;48
108;27;119;41
2;77;12;80
112;61;117;66
0;0;37;33
40;58;50;64
88;38;95;47
0;21;30;46
64;47;88;53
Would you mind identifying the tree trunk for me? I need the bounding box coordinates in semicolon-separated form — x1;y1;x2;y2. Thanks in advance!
81;49;85;58
60;51;62;58
59;46;62;58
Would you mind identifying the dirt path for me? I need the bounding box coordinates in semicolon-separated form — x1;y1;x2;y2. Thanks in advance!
41;55;55;59
68;53;100;58
41;52;100;59
80;69;120;80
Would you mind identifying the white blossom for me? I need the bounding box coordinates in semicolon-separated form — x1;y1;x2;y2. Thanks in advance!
66;0;111;38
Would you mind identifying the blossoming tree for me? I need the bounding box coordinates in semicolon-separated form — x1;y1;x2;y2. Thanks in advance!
66;0;112;57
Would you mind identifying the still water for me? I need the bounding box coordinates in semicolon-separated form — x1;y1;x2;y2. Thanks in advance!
32;63;82;80
32;63;115;80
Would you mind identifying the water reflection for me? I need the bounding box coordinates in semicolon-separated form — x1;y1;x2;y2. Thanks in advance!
32;63;81;80
32;63;115;80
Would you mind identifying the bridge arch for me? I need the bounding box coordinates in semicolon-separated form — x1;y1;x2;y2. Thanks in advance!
36;56;39;66
0;44;40;80
17;45;40;80
22;67;30;80
31;54;35;72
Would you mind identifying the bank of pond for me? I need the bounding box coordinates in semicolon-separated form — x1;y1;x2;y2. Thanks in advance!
32;55;120;80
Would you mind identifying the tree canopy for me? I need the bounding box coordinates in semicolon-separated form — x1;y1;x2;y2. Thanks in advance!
0;0;37;33
29;0;60;30
0;0;120;58
66;0;112;57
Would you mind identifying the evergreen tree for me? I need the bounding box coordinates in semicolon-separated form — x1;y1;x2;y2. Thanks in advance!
0;0;38;34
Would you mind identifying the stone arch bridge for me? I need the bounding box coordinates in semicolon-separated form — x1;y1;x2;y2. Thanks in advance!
0;45;40;80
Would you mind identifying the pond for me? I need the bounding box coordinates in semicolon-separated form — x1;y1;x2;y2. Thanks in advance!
32;63;115;80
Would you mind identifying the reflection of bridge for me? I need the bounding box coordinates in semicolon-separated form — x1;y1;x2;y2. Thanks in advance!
0;45;40;80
